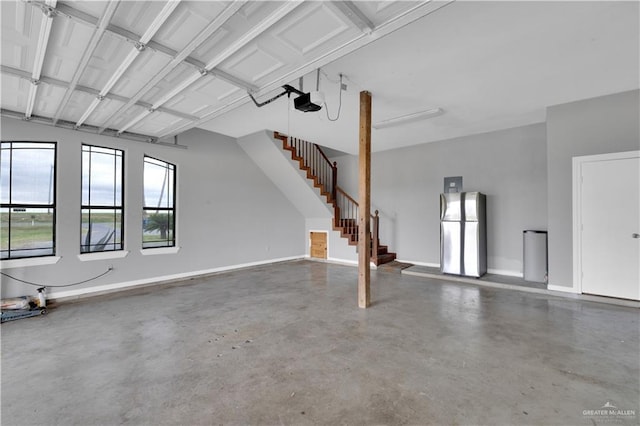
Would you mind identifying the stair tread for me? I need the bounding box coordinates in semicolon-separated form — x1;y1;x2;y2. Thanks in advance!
281;132;396;265
374;252;397;266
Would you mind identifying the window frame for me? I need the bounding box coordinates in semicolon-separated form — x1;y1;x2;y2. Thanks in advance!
80;144;125;253
0;141;57;260
142;155;176;249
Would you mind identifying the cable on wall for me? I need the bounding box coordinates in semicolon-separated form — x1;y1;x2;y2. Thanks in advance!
0;267;113;288
325;73;343;122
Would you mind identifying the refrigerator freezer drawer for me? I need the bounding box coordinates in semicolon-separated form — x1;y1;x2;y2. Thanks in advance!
441;222;461;275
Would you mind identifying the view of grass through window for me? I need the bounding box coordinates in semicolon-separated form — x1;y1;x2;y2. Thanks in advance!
2;144;176;257
1;142;56;260
143;156;175;248
81;145;123;253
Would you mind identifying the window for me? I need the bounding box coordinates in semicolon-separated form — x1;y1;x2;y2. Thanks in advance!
143;156;175;249
1;142;56;260
81;145;123;253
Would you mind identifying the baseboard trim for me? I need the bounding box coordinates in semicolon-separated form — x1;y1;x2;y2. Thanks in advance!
49;255;306;302
327;256;358;266
547;284;577;293
397;259;439;268
487;268;522;278
397;260;521;278
306;255;377;269
46;256;638;309
404;271;639;308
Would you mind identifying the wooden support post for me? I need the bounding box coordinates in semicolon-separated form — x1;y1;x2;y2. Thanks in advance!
358;90;372;309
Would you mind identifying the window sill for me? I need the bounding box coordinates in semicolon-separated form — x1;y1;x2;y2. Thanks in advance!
0;256;61;269
77;251;129;262
140;246;180;256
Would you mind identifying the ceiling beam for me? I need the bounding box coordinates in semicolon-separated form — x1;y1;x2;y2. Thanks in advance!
96;0;249;134
159;0;455;139
51;1;120;125
1;65;199;122
331;1;374;34
116;71;202;134
1;108;191;149
54;2;189;63
25;0;56;118
138;0;181;44
204;1;304;71
113;0;303;135
29;1;258;92
75;0;181;127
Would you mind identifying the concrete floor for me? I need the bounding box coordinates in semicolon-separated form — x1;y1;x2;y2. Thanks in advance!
2;260;638;425
403;265;548;290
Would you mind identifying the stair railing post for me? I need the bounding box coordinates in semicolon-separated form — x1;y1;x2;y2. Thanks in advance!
332;162;337;202
373;210;379;259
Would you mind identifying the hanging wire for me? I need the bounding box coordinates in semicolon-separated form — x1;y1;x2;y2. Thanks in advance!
325;73;343;122
1;267;112;287
320;69;340;84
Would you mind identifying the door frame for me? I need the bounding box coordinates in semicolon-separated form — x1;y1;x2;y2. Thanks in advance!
572;150;640;294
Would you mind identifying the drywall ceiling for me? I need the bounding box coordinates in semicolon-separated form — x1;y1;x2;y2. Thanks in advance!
1;1;638;154
199;1;640;154
0;0;447;145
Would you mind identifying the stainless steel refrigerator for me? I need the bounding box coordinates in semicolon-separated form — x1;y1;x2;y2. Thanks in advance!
440;192;487;277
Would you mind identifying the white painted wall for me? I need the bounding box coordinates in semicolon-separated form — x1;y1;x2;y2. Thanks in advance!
5;89;635;299
237;131;358;264
237;131;332;218
546;89;640;289
332;123;548;276
0;119;305;299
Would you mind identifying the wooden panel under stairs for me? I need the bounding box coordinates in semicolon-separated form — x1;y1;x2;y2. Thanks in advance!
310;232;327;259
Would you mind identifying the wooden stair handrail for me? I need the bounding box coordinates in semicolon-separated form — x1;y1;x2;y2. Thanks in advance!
275;132;335;171
335;187;379;255
275;131;337;202
336;187;377;220
316;144;334;167
336;186;356;204
275;132;386;261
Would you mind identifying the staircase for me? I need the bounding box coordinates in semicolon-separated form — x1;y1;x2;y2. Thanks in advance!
274;132;396;266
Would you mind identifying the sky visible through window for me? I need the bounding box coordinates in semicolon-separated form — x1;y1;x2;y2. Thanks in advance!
82;146;122;207
144;157;174;209
1;143;55;205
1;142;56;259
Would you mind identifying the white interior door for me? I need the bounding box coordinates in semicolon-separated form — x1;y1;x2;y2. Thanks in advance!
579;154;640;300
